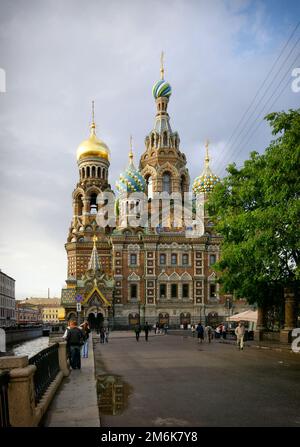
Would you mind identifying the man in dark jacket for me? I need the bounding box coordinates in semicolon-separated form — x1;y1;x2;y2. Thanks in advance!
196;322;204;344
66;320;84;369
144;322;150;342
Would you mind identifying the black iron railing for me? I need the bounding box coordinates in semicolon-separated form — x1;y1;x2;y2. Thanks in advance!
0;370;10;427
29;343;59;404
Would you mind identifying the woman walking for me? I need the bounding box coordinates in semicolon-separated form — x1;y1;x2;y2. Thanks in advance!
80;321;91;358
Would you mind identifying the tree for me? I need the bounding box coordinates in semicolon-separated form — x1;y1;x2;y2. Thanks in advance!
207;109;300;309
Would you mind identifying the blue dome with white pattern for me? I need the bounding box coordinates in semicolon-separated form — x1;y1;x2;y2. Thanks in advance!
116;154;146;194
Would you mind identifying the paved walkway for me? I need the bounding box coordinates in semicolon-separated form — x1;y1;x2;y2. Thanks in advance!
94;330;300;427
43;336;99;427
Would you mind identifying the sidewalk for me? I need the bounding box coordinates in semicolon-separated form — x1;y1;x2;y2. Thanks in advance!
43;335;100;427
167;329;297;354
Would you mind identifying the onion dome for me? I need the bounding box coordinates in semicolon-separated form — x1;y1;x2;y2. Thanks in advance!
76;102;110;161
152;79;172;99
192;141;220;194
152;51;172;99
116;138;146;193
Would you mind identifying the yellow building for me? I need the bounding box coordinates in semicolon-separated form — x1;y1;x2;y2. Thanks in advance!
20;298;65;324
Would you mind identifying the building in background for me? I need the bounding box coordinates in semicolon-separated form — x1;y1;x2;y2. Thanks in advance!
0;269;16;328
61;60;249;329
19;298;65;324
15;302;43;326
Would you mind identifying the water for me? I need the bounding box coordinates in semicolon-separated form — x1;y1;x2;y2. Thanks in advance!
8;336;49;358
96;374;132;416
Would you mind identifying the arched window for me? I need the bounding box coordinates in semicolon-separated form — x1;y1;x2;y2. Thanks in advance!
162;173;171;193
92;166;96;177
163;131;168;146
97;167;101;178
76;195;83;216
90;193;98;213
87;166;90;177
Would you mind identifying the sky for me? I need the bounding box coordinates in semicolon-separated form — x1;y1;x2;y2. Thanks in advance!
0;0;299;299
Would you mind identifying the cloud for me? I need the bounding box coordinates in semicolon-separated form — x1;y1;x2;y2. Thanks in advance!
0;0;299;297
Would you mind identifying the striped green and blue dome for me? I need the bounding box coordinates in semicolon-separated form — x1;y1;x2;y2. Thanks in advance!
152;79;172;99
116;158;146;194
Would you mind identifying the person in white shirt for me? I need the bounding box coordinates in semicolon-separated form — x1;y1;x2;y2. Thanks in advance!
235;322;246;350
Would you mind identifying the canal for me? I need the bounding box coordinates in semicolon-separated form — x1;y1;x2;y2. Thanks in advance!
7;336;49;357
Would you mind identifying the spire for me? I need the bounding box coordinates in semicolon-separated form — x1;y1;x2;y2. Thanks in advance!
160;51;164;80
88;235;101;271
90;100;96;136
205;139;210;167
129;135;134;165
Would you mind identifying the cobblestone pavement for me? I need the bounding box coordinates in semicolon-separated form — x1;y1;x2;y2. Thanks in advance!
94;331;300;427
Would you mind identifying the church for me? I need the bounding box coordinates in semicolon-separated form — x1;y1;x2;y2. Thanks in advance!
61;58;248;329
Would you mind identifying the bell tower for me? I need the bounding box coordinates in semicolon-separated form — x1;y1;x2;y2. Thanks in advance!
66;103;114;279
139;52;190;197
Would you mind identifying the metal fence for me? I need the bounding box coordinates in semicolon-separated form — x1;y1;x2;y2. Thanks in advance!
29;343;59;404
0;370;10;427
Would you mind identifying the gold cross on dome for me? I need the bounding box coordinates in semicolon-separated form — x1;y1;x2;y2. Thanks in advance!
160;51;165;80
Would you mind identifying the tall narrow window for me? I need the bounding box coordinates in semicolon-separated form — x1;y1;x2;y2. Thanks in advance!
182;284;189;299
130;284;137;300
163;131;168;146
210;284;216;298
182;254;189;265
130;254;137;265
160;284;166;298
171;284;177;299
162;173;171;193
92;166;96;177
160;253;166;265
210;254;216;265
171;254;177;265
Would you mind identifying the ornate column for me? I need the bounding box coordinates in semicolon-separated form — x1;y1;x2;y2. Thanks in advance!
280;287;296;343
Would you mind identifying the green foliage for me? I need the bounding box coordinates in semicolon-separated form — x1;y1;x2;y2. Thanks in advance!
207;109;300;306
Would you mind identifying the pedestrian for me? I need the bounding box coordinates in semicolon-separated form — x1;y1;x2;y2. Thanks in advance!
63;320;71;360
135;323;141;341
191;324;195;337
144;321;150;341
235;322;245;350
164;323;168;335
205;325;213;343
196;322;204;343
79;320;91;358
100;327;105;344
65;319;84;369
222;323;227;339
104;327;109;343
215;325;221;339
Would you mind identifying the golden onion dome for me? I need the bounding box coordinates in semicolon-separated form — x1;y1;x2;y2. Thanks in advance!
76;122;110;162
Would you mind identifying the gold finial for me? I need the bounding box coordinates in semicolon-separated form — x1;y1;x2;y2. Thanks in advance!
205;139;210;164
90;100;96;135
93;234;98;244
160;51;165;80
129;134;134;163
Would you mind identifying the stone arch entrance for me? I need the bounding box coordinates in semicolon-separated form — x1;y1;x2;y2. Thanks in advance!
85;306;105;331
180;312;191;329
